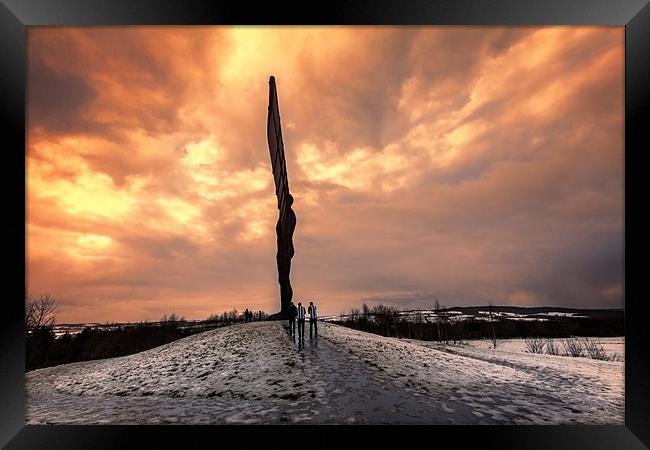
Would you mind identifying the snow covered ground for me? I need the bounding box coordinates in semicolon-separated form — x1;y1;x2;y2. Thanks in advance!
458;337;624;362
26;322;623;425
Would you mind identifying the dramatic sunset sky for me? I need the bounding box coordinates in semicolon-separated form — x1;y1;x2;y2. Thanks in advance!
27;26;624;323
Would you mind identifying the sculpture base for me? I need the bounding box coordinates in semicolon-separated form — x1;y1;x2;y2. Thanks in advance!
266;311;289;320
266;311;288;321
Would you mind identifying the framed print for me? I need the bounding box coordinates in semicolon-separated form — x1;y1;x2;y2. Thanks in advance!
1;0;649;448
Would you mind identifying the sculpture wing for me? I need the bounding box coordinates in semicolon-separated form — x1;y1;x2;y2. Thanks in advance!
267;76;291;229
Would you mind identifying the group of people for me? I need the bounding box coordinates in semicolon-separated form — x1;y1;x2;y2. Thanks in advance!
240;302;319;340
243;309;261;323
287;300;318;340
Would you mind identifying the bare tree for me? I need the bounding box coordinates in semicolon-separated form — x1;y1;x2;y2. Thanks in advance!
350;308;361;327
206;313;220;324
434;299;442;341
433;299;451;343
25;290;57;333
362;303;370;332
525;337;545;354
160;313;186;328
488;301;498;349
562;338;584;357
372;304;399;337
25;288;35;332
413;311;424;340
545;338;561;356
583;338;608;360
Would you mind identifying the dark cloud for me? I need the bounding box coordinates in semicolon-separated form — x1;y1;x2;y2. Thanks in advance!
289;29;419;151
28;57;99;136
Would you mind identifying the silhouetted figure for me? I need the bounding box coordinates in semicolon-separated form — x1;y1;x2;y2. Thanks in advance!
245;309;251;323
308;301;318;338
276;195;296;316
288;301;297;337
297;302;306;340
258;311;262;321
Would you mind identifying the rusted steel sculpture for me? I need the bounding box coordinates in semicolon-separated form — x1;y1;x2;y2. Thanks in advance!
267;76;297;318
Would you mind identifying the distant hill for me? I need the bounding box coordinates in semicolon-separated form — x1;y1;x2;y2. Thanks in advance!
321;306;623;322
322;305;623;341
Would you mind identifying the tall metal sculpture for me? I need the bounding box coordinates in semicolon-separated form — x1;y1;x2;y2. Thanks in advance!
267;76;296;318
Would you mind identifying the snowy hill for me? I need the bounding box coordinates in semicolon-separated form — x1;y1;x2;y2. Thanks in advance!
26;321;623;425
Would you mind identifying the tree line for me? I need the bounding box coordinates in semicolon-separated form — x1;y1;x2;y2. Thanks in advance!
25;288;269;371
331;302;624;345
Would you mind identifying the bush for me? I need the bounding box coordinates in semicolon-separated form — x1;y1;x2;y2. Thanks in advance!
609;353;623;362
562;338;584;357
160;313;185;328
545;339;561;356
583;338;609;360
525;337;546;354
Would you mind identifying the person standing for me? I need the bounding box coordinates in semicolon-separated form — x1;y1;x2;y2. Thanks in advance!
288;301;298;337
244;308;250;323
296;302;306;340
308;301;318;338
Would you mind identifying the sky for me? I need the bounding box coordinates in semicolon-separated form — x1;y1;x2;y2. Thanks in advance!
26;26;624;323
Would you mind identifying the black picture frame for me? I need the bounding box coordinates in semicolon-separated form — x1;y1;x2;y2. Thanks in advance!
2;0;648;448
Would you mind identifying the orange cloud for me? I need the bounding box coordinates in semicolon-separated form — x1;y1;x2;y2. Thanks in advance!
27;26;623;323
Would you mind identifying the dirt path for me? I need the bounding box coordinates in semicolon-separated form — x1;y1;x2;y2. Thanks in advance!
285;327;485;424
